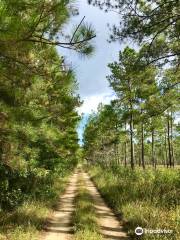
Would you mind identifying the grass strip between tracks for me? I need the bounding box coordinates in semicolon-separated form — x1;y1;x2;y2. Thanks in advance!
73;174;102;240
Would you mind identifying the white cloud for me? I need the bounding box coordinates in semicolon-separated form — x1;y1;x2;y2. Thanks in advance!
77;92;116;114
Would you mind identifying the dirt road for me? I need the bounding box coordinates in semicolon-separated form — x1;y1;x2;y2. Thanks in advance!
42;171;78;240
82;172;127;240
42;170;127;240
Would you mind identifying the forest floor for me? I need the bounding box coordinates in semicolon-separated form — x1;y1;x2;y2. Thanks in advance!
41;169;128;240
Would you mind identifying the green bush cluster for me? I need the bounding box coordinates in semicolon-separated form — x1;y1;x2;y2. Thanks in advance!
0;173;69;240
0;160;75;211
89;165;180;239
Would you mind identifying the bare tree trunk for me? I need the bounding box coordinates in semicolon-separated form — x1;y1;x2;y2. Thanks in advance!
117;144;120;165
151;128;156;168
165;130;168;168
162;137;166;167
167;116;172;167
138;144;141;167
124;142;127;167
141;123;145;169
130;112;134;169
170;110;175;167
124;122;127;167
114;143;119;165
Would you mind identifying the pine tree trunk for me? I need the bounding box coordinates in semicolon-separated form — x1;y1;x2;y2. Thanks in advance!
165;130;168;168
124;142;127;167
151;129;155;168
114;143;119;165
167;116;172;167
141;123;145;169
139;145;141;167
130;112;134;169
124;122;127;167
170;111;175;167
162;137;166;167
117;144;120;165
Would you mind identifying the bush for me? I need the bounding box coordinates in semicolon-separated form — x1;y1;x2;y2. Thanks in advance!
0;159;75;211
0;168;70;240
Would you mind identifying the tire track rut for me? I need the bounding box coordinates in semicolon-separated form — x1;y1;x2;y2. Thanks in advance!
41;170;128;240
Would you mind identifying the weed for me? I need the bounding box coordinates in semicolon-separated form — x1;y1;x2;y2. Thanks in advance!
89;165;180;240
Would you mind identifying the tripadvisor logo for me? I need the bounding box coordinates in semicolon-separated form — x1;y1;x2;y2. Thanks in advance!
135;226;173;236
135;227;144;236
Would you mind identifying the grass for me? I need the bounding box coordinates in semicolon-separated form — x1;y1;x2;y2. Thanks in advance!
73;175;102;240
88;165;180;240
0;175;69;240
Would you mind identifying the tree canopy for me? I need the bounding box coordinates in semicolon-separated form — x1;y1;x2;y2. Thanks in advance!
88;0;180;66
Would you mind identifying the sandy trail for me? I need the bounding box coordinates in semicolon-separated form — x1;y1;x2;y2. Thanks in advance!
82;172;128;240
41;170;127;240
42;171;78;240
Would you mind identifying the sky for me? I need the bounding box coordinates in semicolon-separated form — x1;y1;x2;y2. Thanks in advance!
58;0;124;144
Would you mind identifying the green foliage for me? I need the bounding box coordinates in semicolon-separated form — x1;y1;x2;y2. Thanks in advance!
83;47;179;168
0;173;69;240
0;160;74;210
89;165;180;239
0;0;94;213
88;0;180;66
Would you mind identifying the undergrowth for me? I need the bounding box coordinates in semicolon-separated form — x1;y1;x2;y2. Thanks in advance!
0;173;69;240
88;165;180;240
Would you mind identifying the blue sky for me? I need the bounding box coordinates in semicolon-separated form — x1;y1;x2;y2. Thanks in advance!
58;0;124;144
57;1;179;145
